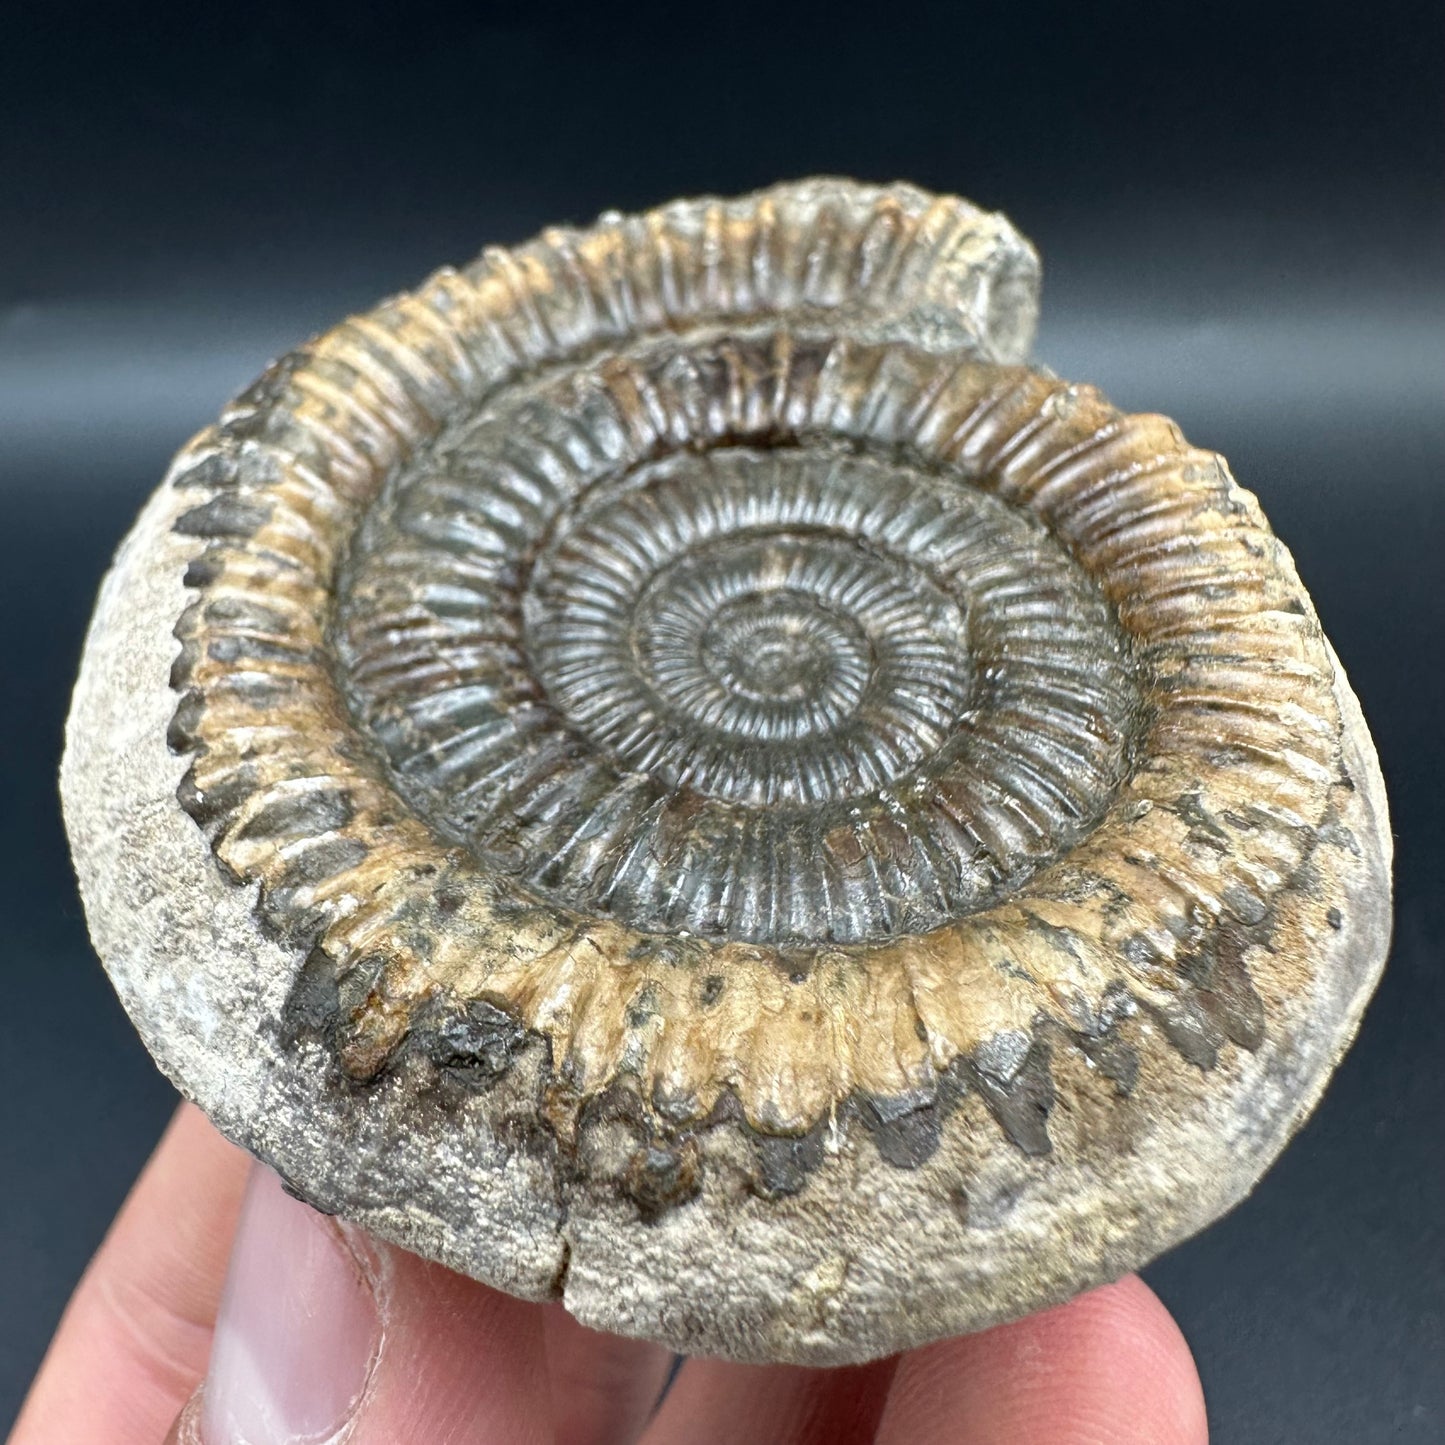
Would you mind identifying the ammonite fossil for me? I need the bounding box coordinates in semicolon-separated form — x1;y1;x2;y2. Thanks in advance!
63;178;1392;1364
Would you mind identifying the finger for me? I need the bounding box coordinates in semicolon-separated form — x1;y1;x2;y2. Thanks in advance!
177;1163;554;1445
9;1103;249;1445
641;1355;896;1445
543;1304;675;1445
874;1274;1208;1445
345;1212;554;1445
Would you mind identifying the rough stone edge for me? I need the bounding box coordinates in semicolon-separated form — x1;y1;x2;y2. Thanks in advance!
61;476;573;1295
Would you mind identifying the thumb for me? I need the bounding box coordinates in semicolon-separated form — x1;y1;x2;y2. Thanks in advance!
166;1164;553;1445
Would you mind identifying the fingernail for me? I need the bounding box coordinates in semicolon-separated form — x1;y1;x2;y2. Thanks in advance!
200;1165;380;1444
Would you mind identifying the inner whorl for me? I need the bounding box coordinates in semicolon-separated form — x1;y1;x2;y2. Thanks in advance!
163;179;1345;1132
335;334;1143;945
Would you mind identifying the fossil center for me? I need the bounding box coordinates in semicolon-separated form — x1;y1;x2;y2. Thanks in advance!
336;369;1143;946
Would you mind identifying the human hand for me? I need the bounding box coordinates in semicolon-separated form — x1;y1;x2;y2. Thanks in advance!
9;1104;1207;1444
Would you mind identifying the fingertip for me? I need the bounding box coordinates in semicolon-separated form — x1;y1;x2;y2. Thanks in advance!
543;1304;674;1445
199;1167;381;1445
345;1240;553;1445
877;1274;1208;1445
191;1165;555;1445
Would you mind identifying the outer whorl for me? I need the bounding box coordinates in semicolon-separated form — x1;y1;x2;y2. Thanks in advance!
62;178;1392;1364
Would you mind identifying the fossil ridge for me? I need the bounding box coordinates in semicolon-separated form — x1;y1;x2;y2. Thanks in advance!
63;178;1392;1363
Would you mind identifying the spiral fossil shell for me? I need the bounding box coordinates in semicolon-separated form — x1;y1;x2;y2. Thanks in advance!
62;178;1392;1363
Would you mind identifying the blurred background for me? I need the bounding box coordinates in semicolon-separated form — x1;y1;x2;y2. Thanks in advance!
1;2;1440;1438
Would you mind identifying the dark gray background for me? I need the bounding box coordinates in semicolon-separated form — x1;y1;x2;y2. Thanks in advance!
2;3;1440;1439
